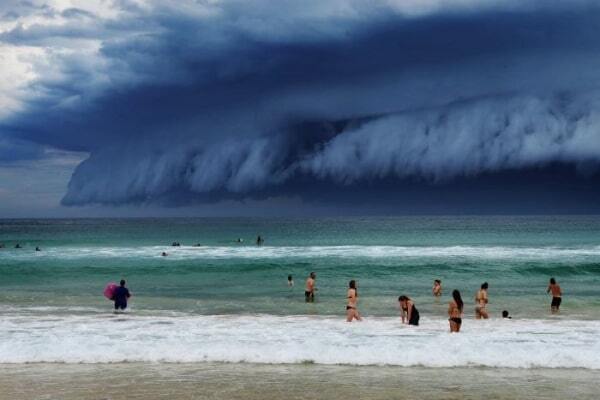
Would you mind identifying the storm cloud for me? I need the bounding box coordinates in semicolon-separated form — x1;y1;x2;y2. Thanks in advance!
1;0;599;210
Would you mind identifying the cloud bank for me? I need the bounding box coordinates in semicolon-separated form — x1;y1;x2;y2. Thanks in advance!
1;0;599;209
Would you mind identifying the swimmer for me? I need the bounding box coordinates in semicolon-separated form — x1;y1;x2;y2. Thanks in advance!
236;238;243;243
171;242;180;247
502;310;512;319
547;277;562;313
448;289;464;333
193;243;202;247
288;275;294;287
399;295;420;326
256;235;264;246
161;252;168;257
113;279;131;311
432;279;442;297
305;272;316;302
15;243;21;249
346;280;362;322
475;282;489;319
35;246;41;251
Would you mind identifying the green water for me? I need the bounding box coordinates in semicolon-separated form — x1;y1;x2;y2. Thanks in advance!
1;216;599;318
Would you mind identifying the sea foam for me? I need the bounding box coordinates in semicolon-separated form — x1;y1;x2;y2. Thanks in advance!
1;314;598;368
4;245;600;261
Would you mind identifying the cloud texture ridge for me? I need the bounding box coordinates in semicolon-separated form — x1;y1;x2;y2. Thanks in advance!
1;0;599;206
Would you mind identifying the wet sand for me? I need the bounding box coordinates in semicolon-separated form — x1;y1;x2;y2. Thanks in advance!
1;363;598;400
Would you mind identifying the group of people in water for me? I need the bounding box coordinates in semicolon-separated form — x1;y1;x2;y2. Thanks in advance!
292;273;563;331
1;243;42;251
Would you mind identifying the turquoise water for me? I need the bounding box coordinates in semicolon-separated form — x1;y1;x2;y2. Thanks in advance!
1;216;599;318
2;216;600;367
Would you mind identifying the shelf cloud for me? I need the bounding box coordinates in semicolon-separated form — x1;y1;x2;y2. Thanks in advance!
1;0;599;209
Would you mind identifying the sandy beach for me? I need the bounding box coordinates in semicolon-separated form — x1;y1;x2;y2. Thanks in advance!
2;363;600;400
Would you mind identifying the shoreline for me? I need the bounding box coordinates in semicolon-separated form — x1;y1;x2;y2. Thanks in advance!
2;363;599;400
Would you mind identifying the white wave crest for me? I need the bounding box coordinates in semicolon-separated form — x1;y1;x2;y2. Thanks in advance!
1;314;599;368
3;245;600;261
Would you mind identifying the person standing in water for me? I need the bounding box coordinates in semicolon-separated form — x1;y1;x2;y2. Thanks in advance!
399;295;420;326
288;275;294;287
305;272;316;302
547;277;562;313
346;280;362;322
448;289;464;333
475;282;489;319
432;280;442;297
256;235;264;246
113;279;131;311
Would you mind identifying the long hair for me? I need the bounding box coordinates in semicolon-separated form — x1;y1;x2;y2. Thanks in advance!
452;289;463;312
349;280;357;296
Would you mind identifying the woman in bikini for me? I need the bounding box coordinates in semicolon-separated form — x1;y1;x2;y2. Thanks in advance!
448;289;464;333
346;280;362;322
475;282;489;319
399;295;420;326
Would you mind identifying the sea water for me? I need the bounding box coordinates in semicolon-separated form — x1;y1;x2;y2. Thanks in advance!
1;216;599;368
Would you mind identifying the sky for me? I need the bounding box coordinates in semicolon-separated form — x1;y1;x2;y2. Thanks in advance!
0;0;599;217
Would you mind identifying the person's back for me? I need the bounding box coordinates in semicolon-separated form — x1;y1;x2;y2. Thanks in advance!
547;278;562;312
114;280;131;310
305;272;316;302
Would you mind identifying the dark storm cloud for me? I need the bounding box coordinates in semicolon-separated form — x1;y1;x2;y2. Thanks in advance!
0;0;599;208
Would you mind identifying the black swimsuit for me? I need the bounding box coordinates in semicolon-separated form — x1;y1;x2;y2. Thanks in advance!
403;304;420;326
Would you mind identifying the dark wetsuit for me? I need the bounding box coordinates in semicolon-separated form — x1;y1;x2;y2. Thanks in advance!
404;304;420;326
114;286;131;310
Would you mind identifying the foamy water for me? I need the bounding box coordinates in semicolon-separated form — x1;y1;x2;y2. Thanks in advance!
4;244;600;261
1;313;598;368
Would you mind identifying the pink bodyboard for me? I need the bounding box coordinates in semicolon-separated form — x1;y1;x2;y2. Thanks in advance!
104;282;118;300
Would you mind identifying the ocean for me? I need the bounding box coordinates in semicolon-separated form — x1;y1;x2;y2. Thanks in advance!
1;216;599;398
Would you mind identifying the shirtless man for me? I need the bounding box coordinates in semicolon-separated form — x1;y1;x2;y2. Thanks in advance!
346;280;361;322
432;280;442;297
475;282;489;319
547;277;562;313
305;272;316;302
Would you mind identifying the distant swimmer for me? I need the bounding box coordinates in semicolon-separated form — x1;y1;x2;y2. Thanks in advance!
305;272;316;302
113;279;131;311
448;290;464;333
346;280;362;322
161;252;168;257
502;310;512;319
475;282;489;319
193;243;202;247
256;235;264;246
288;275;294;287
236;238;243;243
547;277;562;313
35;246;41;251
432;280;442;297
399;295;420;326
15;243;22;249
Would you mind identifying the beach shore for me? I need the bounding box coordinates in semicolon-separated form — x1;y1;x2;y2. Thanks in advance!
2;363;599;400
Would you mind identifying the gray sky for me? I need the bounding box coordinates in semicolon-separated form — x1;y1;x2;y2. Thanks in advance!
1;0;599;217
